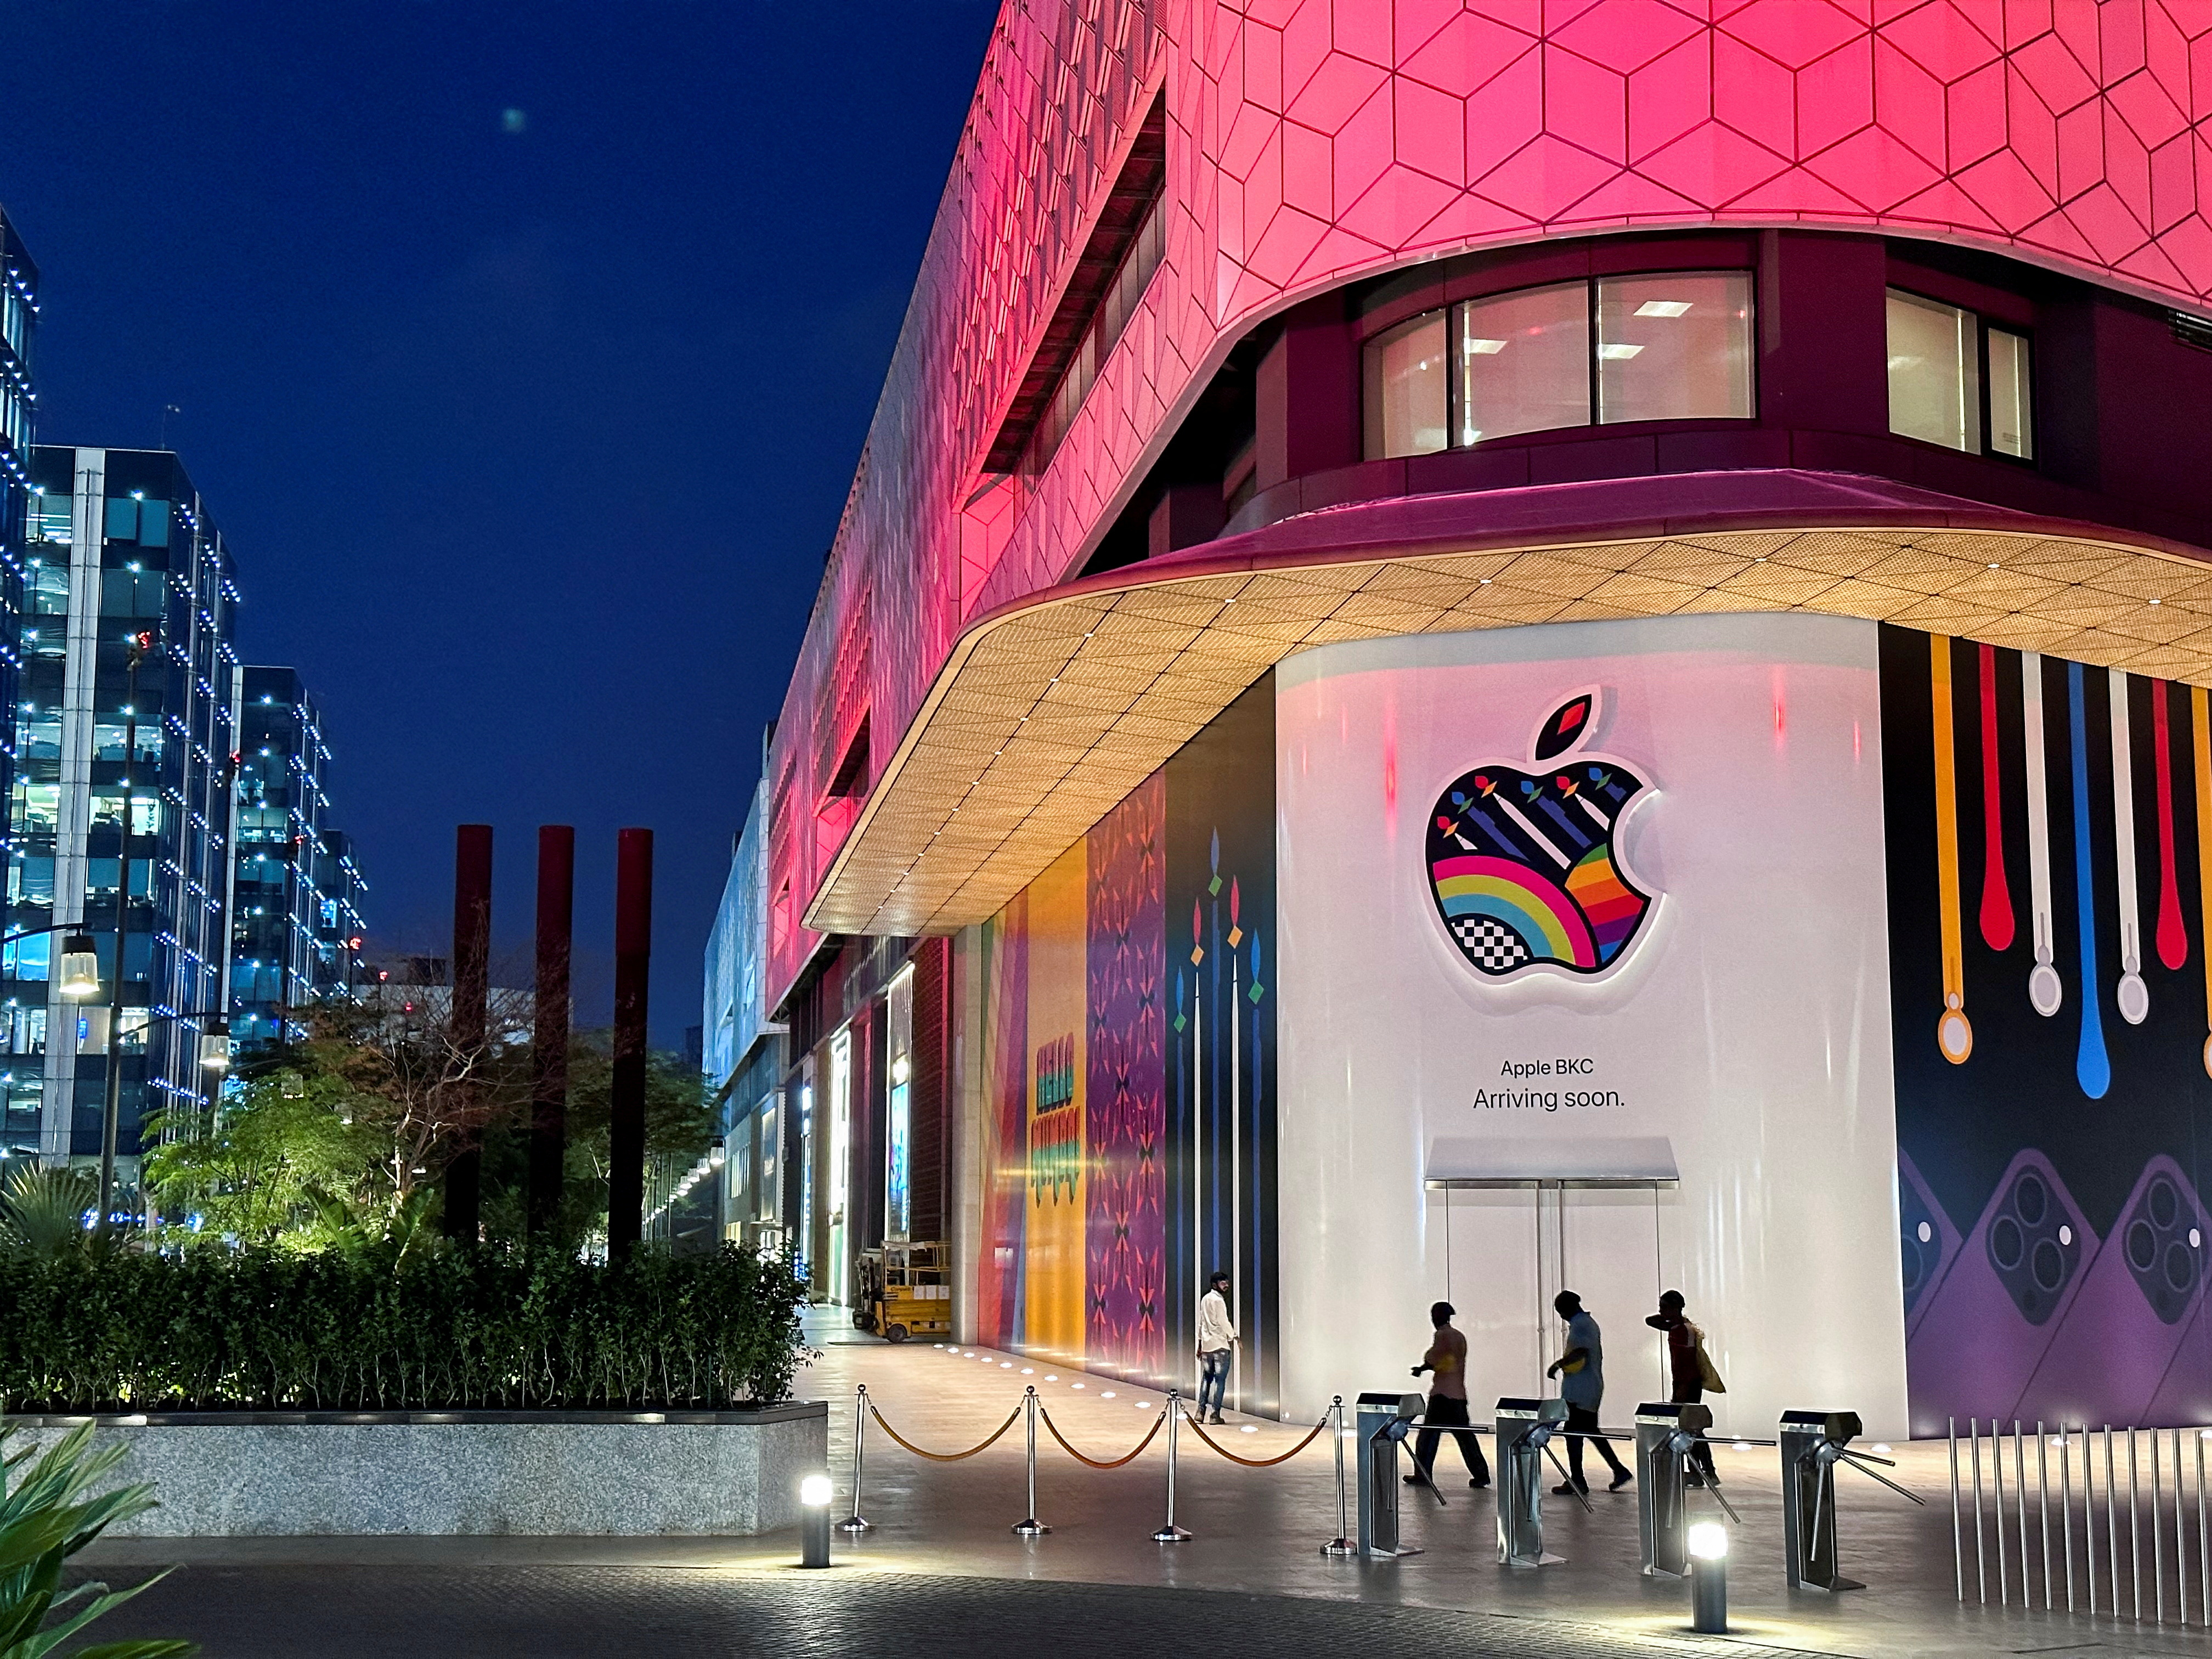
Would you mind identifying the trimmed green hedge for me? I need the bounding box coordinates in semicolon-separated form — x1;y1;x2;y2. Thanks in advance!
0;1245;811;1412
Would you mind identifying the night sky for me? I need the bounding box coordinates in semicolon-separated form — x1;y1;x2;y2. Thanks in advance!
0;2;996;1043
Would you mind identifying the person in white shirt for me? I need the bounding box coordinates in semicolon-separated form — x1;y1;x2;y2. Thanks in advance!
1196;1269;1236;1424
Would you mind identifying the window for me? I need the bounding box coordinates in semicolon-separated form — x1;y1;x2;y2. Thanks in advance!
1887;289;2033;461
1596;272;1754;424
1363;311;1448;458
1457;282;1589;444
1364;270;1754;460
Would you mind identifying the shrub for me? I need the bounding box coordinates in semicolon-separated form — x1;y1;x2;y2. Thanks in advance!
0;1245;810;1413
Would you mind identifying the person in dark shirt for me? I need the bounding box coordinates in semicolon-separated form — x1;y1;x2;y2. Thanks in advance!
1646;1289;1719;1485
1545;1290;1630;1494
1406;1300;1489;1489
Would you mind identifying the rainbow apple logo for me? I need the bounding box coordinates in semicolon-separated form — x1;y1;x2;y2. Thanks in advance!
1427;690;1654;979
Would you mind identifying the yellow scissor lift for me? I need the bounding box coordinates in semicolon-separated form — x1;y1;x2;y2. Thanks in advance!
856;1240;951;1342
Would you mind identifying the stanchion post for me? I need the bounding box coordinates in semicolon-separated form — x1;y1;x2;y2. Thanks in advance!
839;1384;874;1533
1321;1396;1355;1558
1013;1387;1049;1537
1153;1389;1192;1543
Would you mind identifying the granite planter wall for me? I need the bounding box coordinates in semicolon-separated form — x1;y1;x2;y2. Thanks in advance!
3;1404;827;1536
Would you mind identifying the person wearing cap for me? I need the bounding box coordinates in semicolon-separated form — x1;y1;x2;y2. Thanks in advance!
1545;1290;1631;1495
1195;1268;1237;1425
1407;1300;1489;1488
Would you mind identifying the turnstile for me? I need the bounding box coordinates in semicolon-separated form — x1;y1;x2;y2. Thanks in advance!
1778;1408;1922;1590
1355;1391;1427;1558
1494;1396;1573;1567
1634;1401;1700;1578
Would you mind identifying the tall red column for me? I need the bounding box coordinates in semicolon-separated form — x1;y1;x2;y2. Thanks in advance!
607;827;652;1260
445;824;493;1243
528;825;574;1242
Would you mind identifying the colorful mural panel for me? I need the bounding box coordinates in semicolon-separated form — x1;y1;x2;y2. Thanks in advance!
1884;628;2212;1436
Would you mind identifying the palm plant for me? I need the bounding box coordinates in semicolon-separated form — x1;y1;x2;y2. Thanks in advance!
0;1423;191;1658
0;1169;101;1262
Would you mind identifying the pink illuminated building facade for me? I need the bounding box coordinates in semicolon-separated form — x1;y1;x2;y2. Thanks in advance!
740;2;2212;1436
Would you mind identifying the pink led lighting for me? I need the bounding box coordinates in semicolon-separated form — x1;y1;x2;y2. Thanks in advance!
765;0;2212;1005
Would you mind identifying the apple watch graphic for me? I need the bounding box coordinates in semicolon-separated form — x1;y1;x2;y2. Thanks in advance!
1931;637;1972;1063
2022;652;2062;1017
2068;663;2110;1098
2151;679;2188;973
2108;668;2149;1026
2194;686;2212;1077
1977;643;2015;951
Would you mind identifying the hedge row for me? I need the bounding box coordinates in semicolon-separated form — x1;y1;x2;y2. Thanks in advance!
0;1245;811;1412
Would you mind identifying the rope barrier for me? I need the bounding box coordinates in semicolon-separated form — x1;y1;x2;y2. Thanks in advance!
1038;1402;1169;1469
867;1398;1024;1462
1181;1409;1333;1467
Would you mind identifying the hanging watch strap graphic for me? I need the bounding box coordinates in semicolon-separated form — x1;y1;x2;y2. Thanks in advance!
1977;643;2014;950
1932;636;1972;1063
2069;662;2110;1099
2109;668;2148;1025
2023;653;2062;1017
2152;678;2187;972
2194;686;2212;1078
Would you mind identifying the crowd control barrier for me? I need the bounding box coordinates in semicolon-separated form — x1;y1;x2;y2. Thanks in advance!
1951;1418;2211;1632
1779;1410;1923;1592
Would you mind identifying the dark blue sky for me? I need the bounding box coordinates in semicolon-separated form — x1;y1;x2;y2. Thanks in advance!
0;2;996;1041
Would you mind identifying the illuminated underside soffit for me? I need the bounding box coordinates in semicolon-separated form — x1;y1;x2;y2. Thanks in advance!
809;524;2212;938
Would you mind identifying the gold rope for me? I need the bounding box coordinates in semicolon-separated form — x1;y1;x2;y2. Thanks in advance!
1036;1403;1167;1469
1178;1409;1332;1467
866;1399;1023;1463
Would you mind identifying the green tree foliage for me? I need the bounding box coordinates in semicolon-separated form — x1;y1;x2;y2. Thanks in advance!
0;1246;807;1413
0;1421;193;1659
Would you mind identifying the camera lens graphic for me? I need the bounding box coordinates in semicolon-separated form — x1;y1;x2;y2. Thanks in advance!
2168;1240;2197;1295
2128;1220;2158;1273
2148;1176;2178;1229
2014;1172;2048;1226
2032;1239;2065;1293
1991;1216;2024;1269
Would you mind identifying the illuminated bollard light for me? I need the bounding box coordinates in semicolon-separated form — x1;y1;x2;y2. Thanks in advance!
800;1473;833;1568
1689;1521;1729;1633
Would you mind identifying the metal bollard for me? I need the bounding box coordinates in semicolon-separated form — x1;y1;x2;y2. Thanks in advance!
800;1472;833;1568
2197;1427;2208;1630
2061;1426;2075;1615
2013;1420;2028;1608
2036;1420;2051;1610
2129;1426;2142;1621
2104;1426;2119;1616
1948;1419;1963;1602
1012;1386;1049;1537
1152;1388;1192;1543
1689;1521;1729;1634
2177;1427;2192;1628
2153;1426;2166;1624
1993;1419;2008;1605
1321;1396;1355;1558
838;1384;874;1533
2083;1425;2098;1618
1971;1419;1987;1604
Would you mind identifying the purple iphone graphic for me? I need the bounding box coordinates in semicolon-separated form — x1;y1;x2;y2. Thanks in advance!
1899;1151;1961;1342
2025;1156;2209;1427
1906;1150;2092;1438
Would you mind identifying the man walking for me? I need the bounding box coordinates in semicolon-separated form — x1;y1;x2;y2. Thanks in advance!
1196;1268;1236;1425
1545;1290;1631;1494
1407;1300;1489;1489
1646;1289;1721;1485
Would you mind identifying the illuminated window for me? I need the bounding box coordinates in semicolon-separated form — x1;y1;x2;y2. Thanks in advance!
1887;289;2033;461
1365;271;1754;460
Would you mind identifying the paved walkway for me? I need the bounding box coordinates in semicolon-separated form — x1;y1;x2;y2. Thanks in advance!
78;1313;2206;1658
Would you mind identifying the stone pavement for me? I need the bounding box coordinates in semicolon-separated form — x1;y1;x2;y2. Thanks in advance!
77;1312;2205;1657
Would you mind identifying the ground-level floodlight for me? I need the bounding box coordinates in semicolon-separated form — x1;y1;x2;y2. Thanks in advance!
800;1473;833;1568
58;936;100;1000
1688;1521;1729;1633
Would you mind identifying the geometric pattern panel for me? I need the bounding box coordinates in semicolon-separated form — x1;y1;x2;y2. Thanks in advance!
808;515;2212;936
770;0;2212;1001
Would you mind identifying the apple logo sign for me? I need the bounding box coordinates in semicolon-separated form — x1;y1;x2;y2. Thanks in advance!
1426;689;1655;979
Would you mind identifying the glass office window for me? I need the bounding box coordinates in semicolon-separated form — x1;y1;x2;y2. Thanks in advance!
1988;326;2033;460
1455;281;1590;444
1363;311;1449;458
1596;272;1754;424
1888;290;1982;452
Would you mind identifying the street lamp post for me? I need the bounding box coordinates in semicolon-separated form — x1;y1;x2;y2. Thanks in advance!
96;632;153;1235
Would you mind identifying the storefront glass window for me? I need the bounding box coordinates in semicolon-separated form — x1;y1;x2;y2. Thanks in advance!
1456;281;1589;444
1887;290;1982;453
1988;326;2033;460
1596;272;1753;425
1362;311;1448;459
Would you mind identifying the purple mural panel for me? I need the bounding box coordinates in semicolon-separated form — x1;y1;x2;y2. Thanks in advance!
1086;770;1167;1383
980;896;1029;1351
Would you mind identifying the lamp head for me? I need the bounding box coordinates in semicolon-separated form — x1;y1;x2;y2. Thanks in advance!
58;935;100;999
1688;1522;1729;1561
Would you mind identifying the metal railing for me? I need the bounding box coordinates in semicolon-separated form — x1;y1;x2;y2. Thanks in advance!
1951;1418;2211;1629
